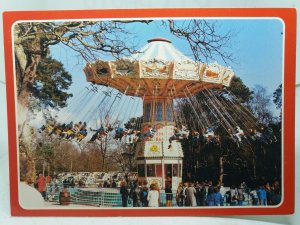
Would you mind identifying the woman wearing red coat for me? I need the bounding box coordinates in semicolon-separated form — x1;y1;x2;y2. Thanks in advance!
37;173;46;200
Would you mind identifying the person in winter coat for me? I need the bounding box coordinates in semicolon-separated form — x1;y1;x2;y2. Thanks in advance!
225;190;232;206
120;181;129;207
147;183;159;207
182;182;189;206
186;183;197;207
237;186;244;206
250;188;259;206
176;182;184;207
257;185;267;206
37;173;46;200
206;185;215;206
214;187;224;206
129;181;142;207
165;183;173;207
195;182;207;206
230;185;238;206
141;181;149;207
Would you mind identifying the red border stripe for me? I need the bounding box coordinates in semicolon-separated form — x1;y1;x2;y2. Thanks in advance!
3;8;296;216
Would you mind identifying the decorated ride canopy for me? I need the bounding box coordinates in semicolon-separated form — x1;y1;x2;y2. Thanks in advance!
83;38;235;98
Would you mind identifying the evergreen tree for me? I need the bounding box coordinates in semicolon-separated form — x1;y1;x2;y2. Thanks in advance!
273;84;282;121
227;76;253;103
273;84;282;109
29;57;72;108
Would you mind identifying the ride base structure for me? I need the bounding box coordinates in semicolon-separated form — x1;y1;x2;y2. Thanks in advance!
83;38;234;190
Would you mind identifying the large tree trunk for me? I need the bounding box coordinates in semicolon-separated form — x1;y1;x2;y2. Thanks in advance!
252;149;257;180
14;24;42;107
14;25;42;184
219;156;224;185
15;48;41;184
18;115;37;184
100;136;108;171
16;54;41;107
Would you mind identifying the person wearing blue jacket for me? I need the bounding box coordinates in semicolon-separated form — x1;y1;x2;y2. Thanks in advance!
214;187;224;206
206;186;215;206
257;185;267;206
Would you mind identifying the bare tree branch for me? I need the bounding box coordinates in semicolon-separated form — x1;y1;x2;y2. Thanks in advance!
166;19;235;64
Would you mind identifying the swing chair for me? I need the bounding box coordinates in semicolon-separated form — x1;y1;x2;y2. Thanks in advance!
86;91;123;142
178;85;280;149
40;84;116;144
81;84;143;145
105;87;142;143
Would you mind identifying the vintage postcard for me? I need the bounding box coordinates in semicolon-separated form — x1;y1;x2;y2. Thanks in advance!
3;8;296;216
